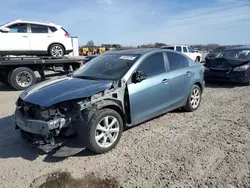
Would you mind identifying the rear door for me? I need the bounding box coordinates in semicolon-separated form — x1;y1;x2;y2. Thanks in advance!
182;46;189;57
127;52;171;124
29;24;51;51
165;51;193;107
0;23;30;51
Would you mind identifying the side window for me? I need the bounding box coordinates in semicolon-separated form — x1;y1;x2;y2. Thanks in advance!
183;47;188;52
49;26;57;32
176;46;182;52
8;23;27;33
30;24;48;33
187;47;193;52
166;52;189;71
137;53;165;77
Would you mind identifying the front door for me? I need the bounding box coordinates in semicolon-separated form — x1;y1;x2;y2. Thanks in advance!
0;23;30;51
127;52;171;124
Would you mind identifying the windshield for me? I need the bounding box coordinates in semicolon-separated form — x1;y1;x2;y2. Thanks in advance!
212;47;227;53
188;47;194;52
73;54;140;80
0;21;10;27
216;49;250;60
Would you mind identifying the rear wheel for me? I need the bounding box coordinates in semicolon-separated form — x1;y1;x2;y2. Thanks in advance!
9;67;37;90
184;84;201;112
49;44;65;57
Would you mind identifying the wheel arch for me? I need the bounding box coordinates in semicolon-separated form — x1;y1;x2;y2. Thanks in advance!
47;42;66;54
194;81;203;93
80;99;126;128
98;101;126;127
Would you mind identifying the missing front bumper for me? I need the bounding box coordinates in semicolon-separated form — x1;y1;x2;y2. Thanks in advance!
15;109;66;136
15;109;86;157
20;130;86;157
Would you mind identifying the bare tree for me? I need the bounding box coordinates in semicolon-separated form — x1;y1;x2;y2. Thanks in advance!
86;40;94;47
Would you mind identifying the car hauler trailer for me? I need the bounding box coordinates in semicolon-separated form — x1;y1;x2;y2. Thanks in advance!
0;56;84;90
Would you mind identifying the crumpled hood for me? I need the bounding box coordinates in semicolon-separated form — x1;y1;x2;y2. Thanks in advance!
19;76;113;107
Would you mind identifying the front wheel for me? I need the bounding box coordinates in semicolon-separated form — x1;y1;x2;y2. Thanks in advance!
183;84;202;112
81;109;123;154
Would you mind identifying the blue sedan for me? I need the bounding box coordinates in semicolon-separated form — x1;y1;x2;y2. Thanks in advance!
15;48;205;155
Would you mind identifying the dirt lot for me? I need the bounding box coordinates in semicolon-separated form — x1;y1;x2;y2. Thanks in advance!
0;80;249;188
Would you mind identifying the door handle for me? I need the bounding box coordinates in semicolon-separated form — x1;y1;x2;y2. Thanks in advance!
186;71;191;76
47;36;52;38
162;79;168;84
22;36;28;38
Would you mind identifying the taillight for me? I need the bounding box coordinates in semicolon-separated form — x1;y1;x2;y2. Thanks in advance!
64;33;70;37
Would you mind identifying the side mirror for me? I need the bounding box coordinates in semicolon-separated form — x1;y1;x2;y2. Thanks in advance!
0;28;10;33
132;71;147;83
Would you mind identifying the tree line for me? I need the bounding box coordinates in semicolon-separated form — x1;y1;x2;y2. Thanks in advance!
80;40;247;51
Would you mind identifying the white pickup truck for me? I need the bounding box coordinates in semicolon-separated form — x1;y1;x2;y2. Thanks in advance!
161;45;203;63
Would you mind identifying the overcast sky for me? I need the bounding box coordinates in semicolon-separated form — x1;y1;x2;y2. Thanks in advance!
1;0;249;46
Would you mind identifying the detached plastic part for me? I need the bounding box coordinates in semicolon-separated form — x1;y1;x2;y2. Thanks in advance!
52;139;86;157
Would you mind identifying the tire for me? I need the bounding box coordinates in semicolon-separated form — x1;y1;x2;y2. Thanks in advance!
49;44;65;57
80;108;123;154
195;57;200;62
9;67;37;90
0;70;10;85
183;84;201;112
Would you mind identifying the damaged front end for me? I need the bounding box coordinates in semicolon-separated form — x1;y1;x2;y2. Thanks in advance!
14;79;127;157
15;98;82;156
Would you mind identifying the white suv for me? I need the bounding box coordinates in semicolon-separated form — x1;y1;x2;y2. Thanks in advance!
0;20;73;57
161;45;203;62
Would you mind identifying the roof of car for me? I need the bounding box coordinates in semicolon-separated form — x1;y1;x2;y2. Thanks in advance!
10;20;60;26
104;48;159;55
225;45;250;51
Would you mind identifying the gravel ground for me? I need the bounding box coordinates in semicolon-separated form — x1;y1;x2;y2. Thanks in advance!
0;79;249;188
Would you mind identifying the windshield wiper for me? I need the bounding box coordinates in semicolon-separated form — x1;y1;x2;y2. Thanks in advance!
74;75;101;80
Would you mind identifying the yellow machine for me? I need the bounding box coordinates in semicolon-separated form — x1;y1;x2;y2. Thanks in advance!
80;48;91;56
97;47;106;54
101;44;121;51
79;44;121;56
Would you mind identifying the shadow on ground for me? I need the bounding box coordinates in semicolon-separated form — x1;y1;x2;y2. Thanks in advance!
205;81;249;88
0;82;15;91
0;114;97;162
0;114;42;161
30;171;120;188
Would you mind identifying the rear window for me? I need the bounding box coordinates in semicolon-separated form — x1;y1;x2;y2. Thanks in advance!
49;26;57;32
61;27;69;34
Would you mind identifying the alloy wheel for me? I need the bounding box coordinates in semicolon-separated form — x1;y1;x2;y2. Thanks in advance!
190;87;200;109
95;116;120;148
16;71;33;87
51;45;64;57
